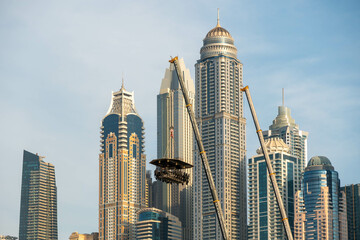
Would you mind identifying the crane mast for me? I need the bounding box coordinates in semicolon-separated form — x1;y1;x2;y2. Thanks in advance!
170;57;229;240
170;56;293;240
241;86;294;240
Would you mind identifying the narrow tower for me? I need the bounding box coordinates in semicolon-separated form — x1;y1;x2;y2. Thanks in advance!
99;83;146;240
157;58;195;239
194;12;247;239
19;150;58;240
340;184;360;240
263;91;308;190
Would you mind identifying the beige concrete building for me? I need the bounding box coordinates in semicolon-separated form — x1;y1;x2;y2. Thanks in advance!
69;232;98;240
194;13;247;240
157;58;195;239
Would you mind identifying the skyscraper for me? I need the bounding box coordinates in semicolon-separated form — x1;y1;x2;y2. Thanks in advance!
19;150;58;240
157;58;194;239
146;170;153;208
340;183;360;240
194;13;247;239
99;83;146;240
263;97;308;190
136;208;182;240
152;180;164;210
294;156;348;240
248;137;297;239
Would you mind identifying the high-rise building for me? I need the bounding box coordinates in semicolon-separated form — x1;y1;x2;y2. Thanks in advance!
19;150;58;240
136;208;182;240
193;14;247;239
157;58;195;239
340;183;360;240
69;232;99;240
263;98;308;191
99;83;146;240
152;180;163;210
294;156;348;240
248;137;297;239
146;170;153;207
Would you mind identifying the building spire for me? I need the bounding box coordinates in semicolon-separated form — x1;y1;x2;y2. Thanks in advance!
282;88;284;106
217;8;220;27
121;73;125;90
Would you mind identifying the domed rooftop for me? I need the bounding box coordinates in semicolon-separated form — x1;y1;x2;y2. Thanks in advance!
307;156;332;167
206;25;232;38
200;10;237;60
205;9;233;39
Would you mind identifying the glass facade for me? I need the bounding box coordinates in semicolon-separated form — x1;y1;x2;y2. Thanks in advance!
294;156;348;240
248;138;297;240
303;168;340;238
136;208;182;240
340;184;360;240
19;150;57;240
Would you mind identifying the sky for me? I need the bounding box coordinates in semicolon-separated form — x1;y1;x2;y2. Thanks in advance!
0;0;359;239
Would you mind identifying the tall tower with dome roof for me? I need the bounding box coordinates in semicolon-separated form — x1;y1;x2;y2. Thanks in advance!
193;11;247;240
294;156;348;240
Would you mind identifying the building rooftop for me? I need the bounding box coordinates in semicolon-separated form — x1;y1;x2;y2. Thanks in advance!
206;25;232;38
307;156;332;167
256;137;290;154
204;11;233;39
306;156;334;171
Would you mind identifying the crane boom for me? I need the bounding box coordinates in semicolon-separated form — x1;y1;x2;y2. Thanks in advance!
241;86;294;240
170;57;229;240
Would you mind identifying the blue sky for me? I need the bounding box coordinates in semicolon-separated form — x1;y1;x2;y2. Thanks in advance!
0;1;359;239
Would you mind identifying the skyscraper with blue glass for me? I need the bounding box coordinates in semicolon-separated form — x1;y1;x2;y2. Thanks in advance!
136;208;182;240
294;156;348;240
19;150;58;240
340;183;360;240
99;83;146;240
248;137;297;240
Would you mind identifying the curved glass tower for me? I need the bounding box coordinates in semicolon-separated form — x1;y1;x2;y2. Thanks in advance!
294;156;347;240
99;84;146;240
194;14;247;240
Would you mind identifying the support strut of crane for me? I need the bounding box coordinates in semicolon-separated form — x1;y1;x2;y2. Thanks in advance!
241;85;294;240
169;56;229;240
